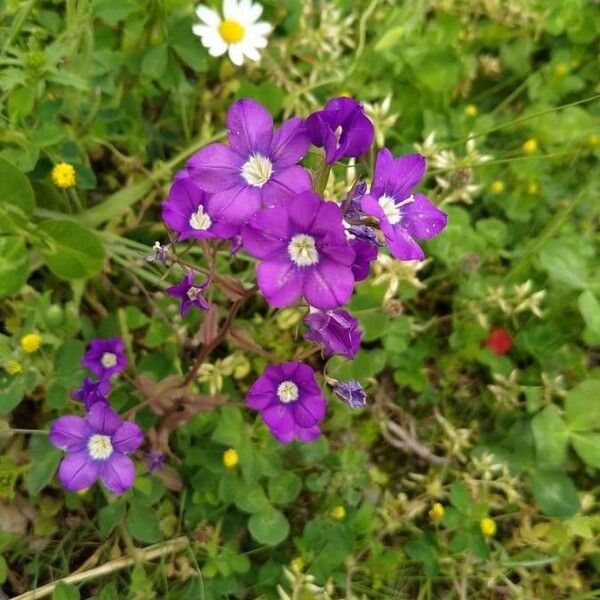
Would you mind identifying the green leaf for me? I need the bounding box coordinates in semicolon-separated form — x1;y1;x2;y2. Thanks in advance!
26;437;62;496
571;433;600;468
0;376;25;413
34;220;105;280
529;470;580;518
578;291;600;337
234;483;270;514
52;582;80;600
126;504;162;544
142;46;168;80
247;506;289;545
449;482;471;511
565;380;600;432
539;243;589;289
0;157;35;216
0;236;28;298
267;472;302;504
98;500;126;536
531;405;569;466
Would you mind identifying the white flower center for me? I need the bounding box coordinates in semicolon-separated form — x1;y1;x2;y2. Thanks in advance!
277;380;299;403
288;234;319;267
241;154;273;187
378;193;415;225
189;205;212;230
186;287;202;301
88;434;113;460
101;352;117;368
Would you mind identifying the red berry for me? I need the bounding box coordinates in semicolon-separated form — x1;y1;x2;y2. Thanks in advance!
485;327;513;355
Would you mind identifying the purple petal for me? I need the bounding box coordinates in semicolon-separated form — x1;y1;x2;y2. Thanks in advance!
242;207;289;259
262;403;294;433
335;110;374;163
209;184;262;225
49;416;91;452
112;421;144;454
99;453;136;495
257;260;303;308
58;451;99;492
285;191;321;231
270;117;310;168
261;166;312;208
383;223;425;261
187;143;244;193
246;375;277;410
303;260;354;310
350;239;378;282
400;193;447;239
373;150;425;199
293;395;326;427
293;424;321;443
86;402;123;435
226;98;273;156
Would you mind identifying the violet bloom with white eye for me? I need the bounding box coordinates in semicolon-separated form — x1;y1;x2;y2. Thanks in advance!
246;361;327;443
161;170;238;241
71;378;110;410
187;98;311;225
81;337;127;380
361;149;447;261
241;191;355;310
49;402;143;494
304;309;361;359
305;97;374;164
165;270;209;317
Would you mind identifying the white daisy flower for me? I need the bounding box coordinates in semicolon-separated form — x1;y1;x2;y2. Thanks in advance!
193;0;272;67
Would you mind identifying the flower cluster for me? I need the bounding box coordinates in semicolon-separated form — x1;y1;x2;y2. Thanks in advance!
49;337;143;494
160;96;447;443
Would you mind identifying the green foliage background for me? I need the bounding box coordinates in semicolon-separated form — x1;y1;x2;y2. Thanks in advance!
0;0;599;598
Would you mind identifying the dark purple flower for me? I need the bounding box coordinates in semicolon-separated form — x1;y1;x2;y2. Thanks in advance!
305;97;374;164
241;191;355;310
304;309;361;359
361;149;447;261
81;337;127;380
187;98;311;225
349;238;378;282
332;380;367;409
49;402;143;494
162;170;238;241
246;361;326;443
343;181;368;220
71;378;110;410
165;270;209;317
143;451;167;472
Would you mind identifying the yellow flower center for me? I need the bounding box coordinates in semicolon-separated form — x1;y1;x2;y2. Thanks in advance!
20;333;42;354
219;19;245;44
223;448;239;469
101;352;117;368
287;234;319;267
88;434;113;460
277;380;299;403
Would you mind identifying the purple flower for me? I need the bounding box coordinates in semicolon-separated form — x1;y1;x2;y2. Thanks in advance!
332;380;367;409
81;337;127;380
143;451;166;472
241;191;356;310
304;309;361;359
187;98;311;225
49;402;143;494
305;97;374;164
165;270;209;317
71;378;110;410
161;170;238;241
349;238;378;282
246;361;327;443
361;149;447;261
343;181;368;220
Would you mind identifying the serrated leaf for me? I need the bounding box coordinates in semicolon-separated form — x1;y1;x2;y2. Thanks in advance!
531;405;569;467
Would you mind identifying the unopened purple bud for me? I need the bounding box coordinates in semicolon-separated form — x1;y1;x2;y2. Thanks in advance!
332;380;367;409
347;225;379;245
343;181;367;220
143;451;167;472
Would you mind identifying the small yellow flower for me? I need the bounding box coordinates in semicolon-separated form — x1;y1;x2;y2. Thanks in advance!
522;138;538;155
464;104;478;117
51;162;76;189
490;180;505;194
291;557;304;573
223;448;239;469
588;134;599;147
5;361;22;376
554;62;568;76
527;181;539;195
20;333;42;354
428;502;445;522
330;505;346;520
480;517;497;537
